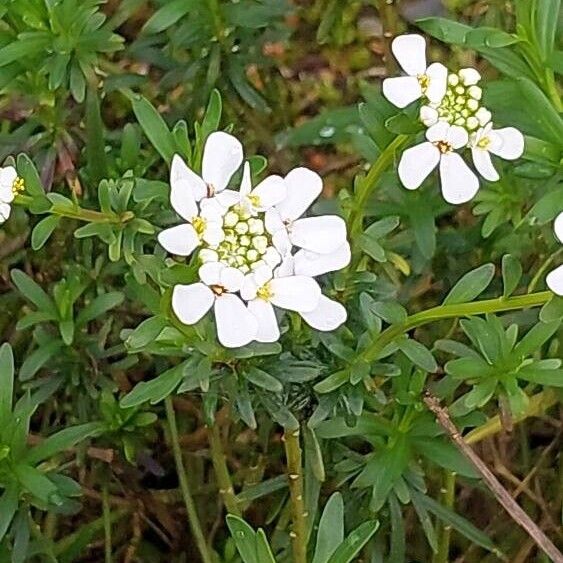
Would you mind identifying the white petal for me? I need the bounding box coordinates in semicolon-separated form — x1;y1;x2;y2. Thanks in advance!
170;155;203;217
269;276;321;313
199;249;219;263
213;189;240;209
446;125;469;149
398;142;440;190
251;175;286;210
221;267;244;292
202;222;225;246
471;149;499;182
172;283;214;325
199;261;223;286
240;161;252;197
0;202;11;222
439;153;480;204
391;34;427;76
263;246;282;268
275;255;295;278
382;76;422;109
553;212;563;243
420;105;439;127
294;242;351;277
300;295;347;331
214;294;258;348
546;264;563;296
489;127;525;160
0;166;17;202
276;167;322;221
425;62;448;104
426;121;450;143
265;208;284;234
272;228;292;256
459;68;481;86
202;132;243;193
248;299;280;342
158;224;200;256
290;215;347;254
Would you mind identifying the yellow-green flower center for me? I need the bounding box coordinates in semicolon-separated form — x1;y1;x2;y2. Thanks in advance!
11;176;25;195
257;282;273;301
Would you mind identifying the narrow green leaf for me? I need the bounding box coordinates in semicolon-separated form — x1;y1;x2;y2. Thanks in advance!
120;363;185;407
16;153;45;197
312;493;344;563
514;320;561;357
243;367;283;393
397;338;437;373
11;269;57;316
0;488;18;542
142;0;194;33
0;344;14;428
501;254;522;297
31;215;61;250
443;263;495;305
86;87;109;184
326;520;379;563
226;515;257;563
76;292;124;327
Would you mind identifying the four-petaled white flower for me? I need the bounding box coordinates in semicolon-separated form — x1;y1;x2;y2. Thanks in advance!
470;123;525;182
0;166;20;224
172;262;258;349
238;162;286;215
398;122;479;205
546;213;563;296
382;34;448;109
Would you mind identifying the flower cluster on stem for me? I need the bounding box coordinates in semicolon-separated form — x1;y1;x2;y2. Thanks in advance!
158;132;350;348
383;34;525;204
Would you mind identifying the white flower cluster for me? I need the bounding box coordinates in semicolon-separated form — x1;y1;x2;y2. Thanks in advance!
383;34;525;204
0;166;23;223
158;132;350;348
546;213;563;296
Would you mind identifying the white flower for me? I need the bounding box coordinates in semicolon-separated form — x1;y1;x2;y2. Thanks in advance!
293;242;351;277
0;166;20;224
546;213;563;296
239;162;286;215
398;121;479;205
265;167;348;258
241;266;324;342
470;123;525;182
172;262;258;348
382;34;448;109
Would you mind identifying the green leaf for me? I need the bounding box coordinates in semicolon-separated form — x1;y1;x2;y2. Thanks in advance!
226;515;258;563
86;87;109;184
514;320;561;357
535;0;561;59
243;367;283;393
13;465;59;506
517;367;563;386
412;491;501;555
443;263;495;305
415;439;478;477
326;520;379;563
410;490;438;553
142;0;195;33
120;363;186;407
125;316;167;350
540;296;563;322
25;422;104;465
0;488;18;542
200;89;223;141
501;255;522;297
370;301;407;325
131;95;176;164
16;154;45;197
397;338;437;372
255;529;276;563
76;292;124;327
31;215;61;250
314;370;349;394
312;493;344;563
11;269;57;316
0;343;14;429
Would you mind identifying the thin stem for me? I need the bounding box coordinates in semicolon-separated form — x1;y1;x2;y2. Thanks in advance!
359;291;552;364
283;427;308;563
433;471;456;563
102;484;112;563
544;69;562;112
208;423;242;517
14;194;134;224
348;134;409;240
165;396;213;563
528;247;563;292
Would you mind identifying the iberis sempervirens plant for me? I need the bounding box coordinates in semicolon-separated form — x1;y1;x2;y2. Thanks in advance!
383;34;525;204
158;132;350;348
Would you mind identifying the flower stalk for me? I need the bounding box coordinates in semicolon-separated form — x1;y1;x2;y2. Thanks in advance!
283;426;308;563
359;291;552;365
164;397;213;563
208;422;242;517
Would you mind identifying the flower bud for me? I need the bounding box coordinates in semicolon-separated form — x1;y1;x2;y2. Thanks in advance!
466;99;479;112
466;116;479;131
476;107;492;126
235;221;249;235
468;85;482;100
459;67;481;86
224;211;238;227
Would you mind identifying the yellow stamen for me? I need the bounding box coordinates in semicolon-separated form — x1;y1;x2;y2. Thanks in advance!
192;216;207;237
257;283;273;301
248;194;260;208
211;285;225;296
417;74;430;92
435;140;452;154
11;176;25;195
477;136;491;149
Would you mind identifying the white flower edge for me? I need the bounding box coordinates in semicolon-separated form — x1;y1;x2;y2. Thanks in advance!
546;212;563;296
0;166;18;224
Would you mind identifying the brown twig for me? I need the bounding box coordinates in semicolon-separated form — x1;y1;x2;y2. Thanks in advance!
424;392;563;563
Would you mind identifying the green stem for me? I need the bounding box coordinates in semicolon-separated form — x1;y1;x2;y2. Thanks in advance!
102;485;112;563
165;397;213;563
15;194;133;224
205;0;225;45
348;134;409;243
434;471;456;563
359;291;552;364
283;427;308;563
208;423;242;517
544;69;562;111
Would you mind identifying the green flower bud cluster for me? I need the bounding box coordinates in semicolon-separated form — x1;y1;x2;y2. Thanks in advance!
215;204;270;273
436;71;491;131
